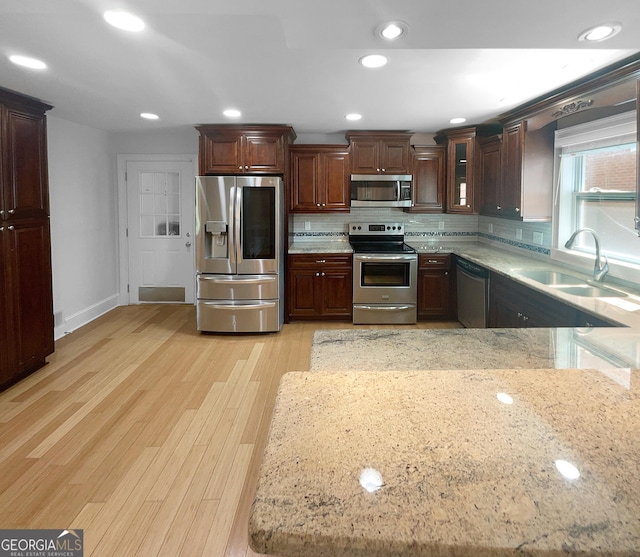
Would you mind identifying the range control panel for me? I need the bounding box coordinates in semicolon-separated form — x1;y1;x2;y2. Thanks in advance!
349;222;404;236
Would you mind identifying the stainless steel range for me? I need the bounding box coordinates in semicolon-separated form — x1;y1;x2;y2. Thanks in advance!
349;222;418;324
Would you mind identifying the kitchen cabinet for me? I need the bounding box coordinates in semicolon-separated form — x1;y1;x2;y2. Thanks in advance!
478;134;503;217
489;272;617;328
483;121;555;221
288;254;352;320
289;145;350;212
405;145;445;213
346;131;412;175
0;87;54;391
435;125;501;214
196;125;296;175
417;254;455;320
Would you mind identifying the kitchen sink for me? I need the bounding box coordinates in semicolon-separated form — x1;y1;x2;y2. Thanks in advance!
551;285;627;298
517;270;586;285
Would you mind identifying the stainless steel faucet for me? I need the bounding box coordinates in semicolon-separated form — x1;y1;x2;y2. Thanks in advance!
564;228;609;282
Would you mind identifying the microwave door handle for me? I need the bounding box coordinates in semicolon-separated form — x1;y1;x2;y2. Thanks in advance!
394;180;400;201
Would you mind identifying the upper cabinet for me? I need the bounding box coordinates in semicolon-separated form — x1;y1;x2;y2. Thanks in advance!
478;119;561;222
289;145;350;212
346;131;412;175
196;125;296;175
435;126;500;214
405;145;445;213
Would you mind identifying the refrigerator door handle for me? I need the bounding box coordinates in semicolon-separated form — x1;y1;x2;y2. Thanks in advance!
234;184;242;267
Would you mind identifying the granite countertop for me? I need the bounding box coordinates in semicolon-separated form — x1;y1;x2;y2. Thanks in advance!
249;367;640;557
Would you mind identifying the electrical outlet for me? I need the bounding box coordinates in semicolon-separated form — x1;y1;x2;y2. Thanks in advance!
516;228;523;240
488;223;493;233
533;231;544;245
438;221;445;230
304;221;311;231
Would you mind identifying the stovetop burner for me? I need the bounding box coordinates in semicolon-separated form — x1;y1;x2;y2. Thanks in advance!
348;222;416;254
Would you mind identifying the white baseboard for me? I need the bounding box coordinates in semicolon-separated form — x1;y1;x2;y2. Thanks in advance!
54;295;120;340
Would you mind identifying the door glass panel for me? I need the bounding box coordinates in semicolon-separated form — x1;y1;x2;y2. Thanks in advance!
139;171;181;237
453;142;468;207
361;262;410;286
241;187;276;259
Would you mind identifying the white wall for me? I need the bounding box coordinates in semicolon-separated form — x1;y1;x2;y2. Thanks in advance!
48;116;119;339
110;125;198;154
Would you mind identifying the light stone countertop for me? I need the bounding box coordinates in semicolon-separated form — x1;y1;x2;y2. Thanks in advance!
249;367;640;557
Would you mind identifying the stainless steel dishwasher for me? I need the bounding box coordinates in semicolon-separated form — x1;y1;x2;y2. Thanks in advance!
456;257;489;328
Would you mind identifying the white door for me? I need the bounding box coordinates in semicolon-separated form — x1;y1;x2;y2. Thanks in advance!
126;160;195;304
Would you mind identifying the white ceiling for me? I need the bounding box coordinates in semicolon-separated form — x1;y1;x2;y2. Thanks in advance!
1;0;639;135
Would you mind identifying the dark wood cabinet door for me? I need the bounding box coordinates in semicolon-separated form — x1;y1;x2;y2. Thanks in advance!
5;220;54;374
408;146;445;212
320;269;352;317
3;107;49;220
244;133;284;173
500;122;524;218
417;255;453;319
199;131;243;174
349;139;379;174
288;269;320;318
290;150;320;211
320;149;350;210
479;135;502;217
0;234;12;387
380;141;410;174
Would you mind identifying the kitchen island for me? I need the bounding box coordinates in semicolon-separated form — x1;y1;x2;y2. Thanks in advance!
249;328;640;557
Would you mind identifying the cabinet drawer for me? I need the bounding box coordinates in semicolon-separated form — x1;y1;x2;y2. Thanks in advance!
289;254;352;269
418;254;450;270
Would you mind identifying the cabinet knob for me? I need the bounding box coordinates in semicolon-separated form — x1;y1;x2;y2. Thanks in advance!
321;272;325;276
316;259;326;264
497;205;501;210
634;217;640;223
0;227;4;232
239;166;242;170
316;272;320;276
515;208;520;213
244;165;249;170
0;210;4;216
316;203;321;207
381;168;386;172
8;226;15;230
8;209;15;214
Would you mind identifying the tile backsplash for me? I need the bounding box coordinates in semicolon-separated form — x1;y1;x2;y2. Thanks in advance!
290;210;552;257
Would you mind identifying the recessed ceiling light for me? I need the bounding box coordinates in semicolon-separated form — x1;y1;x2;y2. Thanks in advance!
346;113;362;121
450;117;466;124
9;55;47;70
104;9;145;32
223;109;242;118
140;113;159;120
359;54;388;69
376;21;409;41
578;22;621;42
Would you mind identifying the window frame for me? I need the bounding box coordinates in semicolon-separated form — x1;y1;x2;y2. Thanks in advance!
551;111;639;284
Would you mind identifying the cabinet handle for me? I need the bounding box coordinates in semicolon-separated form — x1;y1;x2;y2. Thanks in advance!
316;259;326;263
427;259;440;264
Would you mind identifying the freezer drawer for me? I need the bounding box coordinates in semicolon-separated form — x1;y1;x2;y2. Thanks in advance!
197;300;281;333
197;274;279;301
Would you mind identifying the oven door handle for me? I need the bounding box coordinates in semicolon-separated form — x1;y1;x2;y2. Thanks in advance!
354;254;416;262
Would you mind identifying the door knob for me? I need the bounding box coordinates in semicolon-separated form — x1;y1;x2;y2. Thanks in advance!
185;241;192;247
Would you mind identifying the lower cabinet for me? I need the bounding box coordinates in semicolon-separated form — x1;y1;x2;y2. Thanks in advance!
489;272;617;328
417;254;456;320
288;254;352;320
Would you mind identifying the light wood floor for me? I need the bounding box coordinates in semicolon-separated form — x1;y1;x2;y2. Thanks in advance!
0;305;460;556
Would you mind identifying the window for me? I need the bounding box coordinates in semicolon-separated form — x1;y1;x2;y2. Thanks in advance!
553;111;639;281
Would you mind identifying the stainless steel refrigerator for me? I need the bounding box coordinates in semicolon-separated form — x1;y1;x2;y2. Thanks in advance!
195;176;284;332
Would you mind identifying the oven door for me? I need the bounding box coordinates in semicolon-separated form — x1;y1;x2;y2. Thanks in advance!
353;253;417;305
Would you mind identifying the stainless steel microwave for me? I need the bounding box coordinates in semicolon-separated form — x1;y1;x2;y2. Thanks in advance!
350;175;412;208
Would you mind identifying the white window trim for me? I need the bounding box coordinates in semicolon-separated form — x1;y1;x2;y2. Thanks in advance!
551;111;639;284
